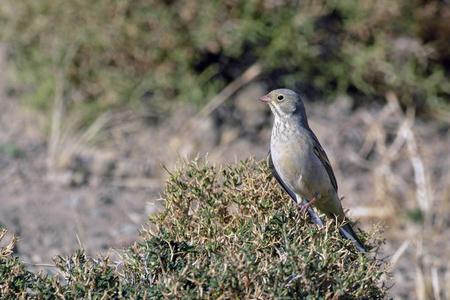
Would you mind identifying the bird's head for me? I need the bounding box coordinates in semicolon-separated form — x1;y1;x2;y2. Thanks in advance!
259;89;307;124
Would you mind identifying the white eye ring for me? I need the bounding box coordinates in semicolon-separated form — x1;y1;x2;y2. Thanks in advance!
277;95;285;101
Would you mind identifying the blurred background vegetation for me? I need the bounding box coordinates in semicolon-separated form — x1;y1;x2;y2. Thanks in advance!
0;0;448;128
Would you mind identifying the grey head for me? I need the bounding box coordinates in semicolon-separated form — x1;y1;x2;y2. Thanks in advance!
259;88;308;127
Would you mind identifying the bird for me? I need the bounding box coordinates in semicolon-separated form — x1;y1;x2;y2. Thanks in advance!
259;88;367;253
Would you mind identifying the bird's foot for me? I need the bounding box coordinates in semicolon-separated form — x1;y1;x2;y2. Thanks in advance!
295;198;318;221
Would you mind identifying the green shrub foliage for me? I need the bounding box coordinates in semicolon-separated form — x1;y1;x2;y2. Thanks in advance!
0;0;448;121
0;157;389;299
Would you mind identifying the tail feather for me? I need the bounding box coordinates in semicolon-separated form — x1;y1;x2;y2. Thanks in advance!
339;222;367;253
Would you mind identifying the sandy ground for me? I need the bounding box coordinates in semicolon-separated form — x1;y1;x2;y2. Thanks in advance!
0;60;449;298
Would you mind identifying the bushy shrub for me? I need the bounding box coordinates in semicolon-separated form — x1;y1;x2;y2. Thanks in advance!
0;157;389;299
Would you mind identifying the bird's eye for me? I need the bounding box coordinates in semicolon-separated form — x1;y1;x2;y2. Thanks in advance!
277;95;285;101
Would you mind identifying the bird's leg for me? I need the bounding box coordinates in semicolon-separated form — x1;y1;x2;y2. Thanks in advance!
295;197;318;221
300;197;318;215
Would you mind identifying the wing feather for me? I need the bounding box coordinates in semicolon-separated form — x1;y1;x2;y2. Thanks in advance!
309;132;338;193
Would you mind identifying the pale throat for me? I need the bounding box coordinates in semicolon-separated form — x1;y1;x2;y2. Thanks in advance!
271;115;298;143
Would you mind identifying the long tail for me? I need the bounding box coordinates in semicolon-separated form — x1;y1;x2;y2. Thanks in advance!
339;222;367;253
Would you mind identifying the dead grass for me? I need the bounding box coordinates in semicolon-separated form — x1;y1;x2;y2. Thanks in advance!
341;91;450;299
